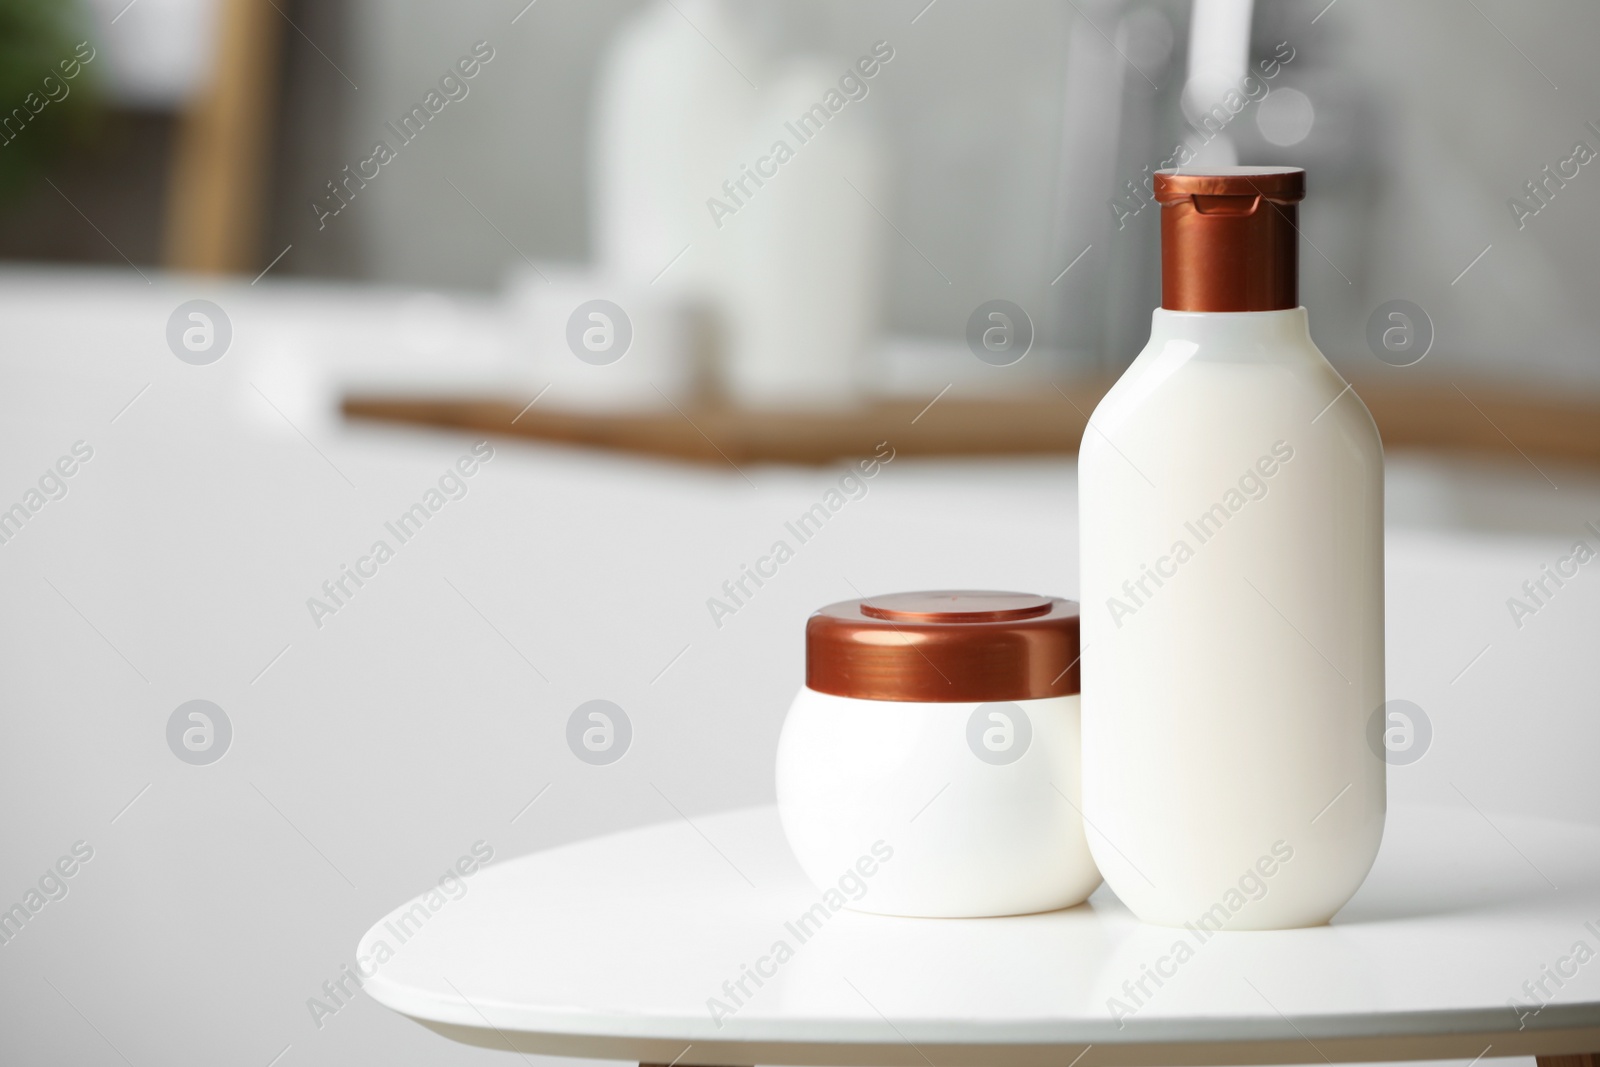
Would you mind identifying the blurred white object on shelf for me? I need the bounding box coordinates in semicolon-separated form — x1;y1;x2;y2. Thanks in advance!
503;263;698;412
589;0;753;300
590;2;887;409
719;58;886;409
85;0;221;108
1181;0;1255;166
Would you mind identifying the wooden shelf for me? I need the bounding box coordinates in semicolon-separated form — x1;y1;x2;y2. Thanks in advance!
342;377;1600;469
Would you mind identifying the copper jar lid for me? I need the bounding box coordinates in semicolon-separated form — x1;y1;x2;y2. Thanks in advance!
806;591;1080;703
1154;166;1305;313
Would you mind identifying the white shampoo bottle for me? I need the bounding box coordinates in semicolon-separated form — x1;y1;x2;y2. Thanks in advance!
1079;167;1384;930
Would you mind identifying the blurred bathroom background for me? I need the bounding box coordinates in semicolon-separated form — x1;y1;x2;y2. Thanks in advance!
4;5;1600;1067
9;0;1600;398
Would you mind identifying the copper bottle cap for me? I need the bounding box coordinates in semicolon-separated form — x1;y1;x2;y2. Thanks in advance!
806;591;1081;703
1154;166;1305;313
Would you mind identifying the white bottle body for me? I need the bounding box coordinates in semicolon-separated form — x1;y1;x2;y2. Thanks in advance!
1079;308;1384;929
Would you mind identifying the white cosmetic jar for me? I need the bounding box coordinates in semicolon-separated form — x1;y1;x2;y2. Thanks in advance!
775;591;1101;918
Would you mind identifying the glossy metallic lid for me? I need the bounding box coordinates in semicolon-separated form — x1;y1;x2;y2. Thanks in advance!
805;590;1081;703
1154;166;1305;313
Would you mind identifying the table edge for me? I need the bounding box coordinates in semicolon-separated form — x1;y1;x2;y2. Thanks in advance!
402;1014;1600;1067
366;992;1600;1066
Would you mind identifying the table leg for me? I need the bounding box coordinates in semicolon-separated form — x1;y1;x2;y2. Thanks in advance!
1537;1056;1599;1067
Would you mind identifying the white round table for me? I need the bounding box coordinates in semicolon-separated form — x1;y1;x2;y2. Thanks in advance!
359;804;1600;1067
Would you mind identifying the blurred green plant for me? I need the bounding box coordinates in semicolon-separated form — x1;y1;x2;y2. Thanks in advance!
0;0;98;198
